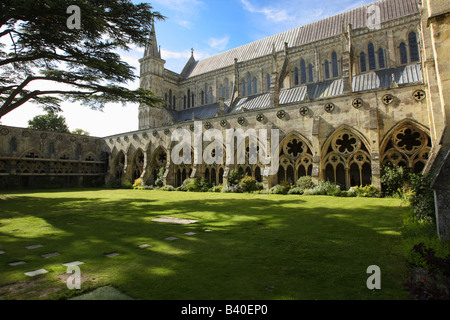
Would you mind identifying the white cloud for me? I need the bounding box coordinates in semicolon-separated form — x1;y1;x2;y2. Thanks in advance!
240;0;291;23
152;0;204;29
207;36;230;51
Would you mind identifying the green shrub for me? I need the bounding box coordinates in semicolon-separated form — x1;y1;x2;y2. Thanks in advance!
402;173;435;221
334;189;357;197
210;185;223;193
269;184;289;195
351;184;381;198
287;187;304;195
296;176;315;190
228;169;244;186
122;180;133;189
155;168;165;188
239;176;258;192
133;178;142;189
304;181;340;196
161;185;175;191
381;163;409;196
185;177;211;192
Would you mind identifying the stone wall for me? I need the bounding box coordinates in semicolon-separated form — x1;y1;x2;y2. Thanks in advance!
0;125;108;189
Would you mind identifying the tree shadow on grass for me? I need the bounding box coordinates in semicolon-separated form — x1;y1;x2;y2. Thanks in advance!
0;191;410;300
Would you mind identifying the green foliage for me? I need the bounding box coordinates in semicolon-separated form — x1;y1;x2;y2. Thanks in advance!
304;181;340;196
71;128;90;136
161;185;175;191
287;187;304;195
382;164;435;221
269;184;290;195
122;180;133;189
0;0;165;117
184;178;211;192
228;169;244;186
350;184;381;198
238;176;260;192
133;178;143;190
296;176;315;190
209;185;224;193
27;112;70;133
402;173;436;221
381;163;410;196
155;168;165;188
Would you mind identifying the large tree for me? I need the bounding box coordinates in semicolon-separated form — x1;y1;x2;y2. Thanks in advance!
28;112;70;133
0;0;165;118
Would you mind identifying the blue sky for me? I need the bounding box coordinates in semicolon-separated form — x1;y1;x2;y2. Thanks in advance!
1;0;375;137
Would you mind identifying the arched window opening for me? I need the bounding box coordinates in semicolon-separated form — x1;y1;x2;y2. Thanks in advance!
368;43;376;70
409;32;420;62
308;64;314;83
331;52;339;77
399;42;408;64
378;48;385;69
360;52;367;73
324;60;330;79
300;59;307;84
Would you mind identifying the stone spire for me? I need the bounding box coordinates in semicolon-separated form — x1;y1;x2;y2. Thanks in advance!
145;19;161;59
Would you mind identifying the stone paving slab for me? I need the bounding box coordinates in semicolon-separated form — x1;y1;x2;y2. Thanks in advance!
62;261;85;267
24;269;48;277
9;261;26;266
165;237;178;241
185;232;197;236
0;250;4;254
138;244;151;249
26;244;43;250
105;253;120;258
42;252;60;259
152;217;198;225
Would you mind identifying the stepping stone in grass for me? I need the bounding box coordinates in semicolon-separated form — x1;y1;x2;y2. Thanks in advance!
26;244;43;250
138;244;151;249
105;253;120;258
205;229;213;232
9;261;26;266
165;237;178;241
185;232;196;236
0;250;5;254
62;261;85;267
24;269;48;277
152;217;198;225
41;252;60;259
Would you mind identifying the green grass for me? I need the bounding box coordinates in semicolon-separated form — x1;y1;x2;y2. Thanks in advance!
0;189;411;300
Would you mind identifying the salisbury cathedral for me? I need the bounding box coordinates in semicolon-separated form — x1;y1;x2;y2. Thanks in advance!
0;0;449;238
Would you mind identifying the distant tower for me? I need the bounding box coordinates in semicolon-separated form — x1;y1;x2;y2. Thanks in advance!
138;20;167;129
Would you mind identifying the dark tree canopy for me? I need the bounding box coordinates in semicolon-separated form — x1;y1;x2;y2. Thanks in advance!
28;112;70;133
0;0;165;118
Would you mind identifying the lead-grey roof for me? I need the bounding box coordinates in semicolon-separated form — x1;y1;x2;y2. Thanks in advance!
182;0;419;79
170;63;422;120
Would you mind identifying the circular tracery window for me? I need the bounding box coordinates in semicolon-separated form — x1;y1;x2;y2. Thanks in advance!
393;127;426;154
283;138;305;159
331;131;360;156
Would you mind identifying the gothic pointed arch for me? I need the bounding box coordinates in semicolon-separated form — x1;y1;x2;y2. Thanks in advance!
148;146;168;185
278;132;313;184
321;126;372;189
380;120;431;173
